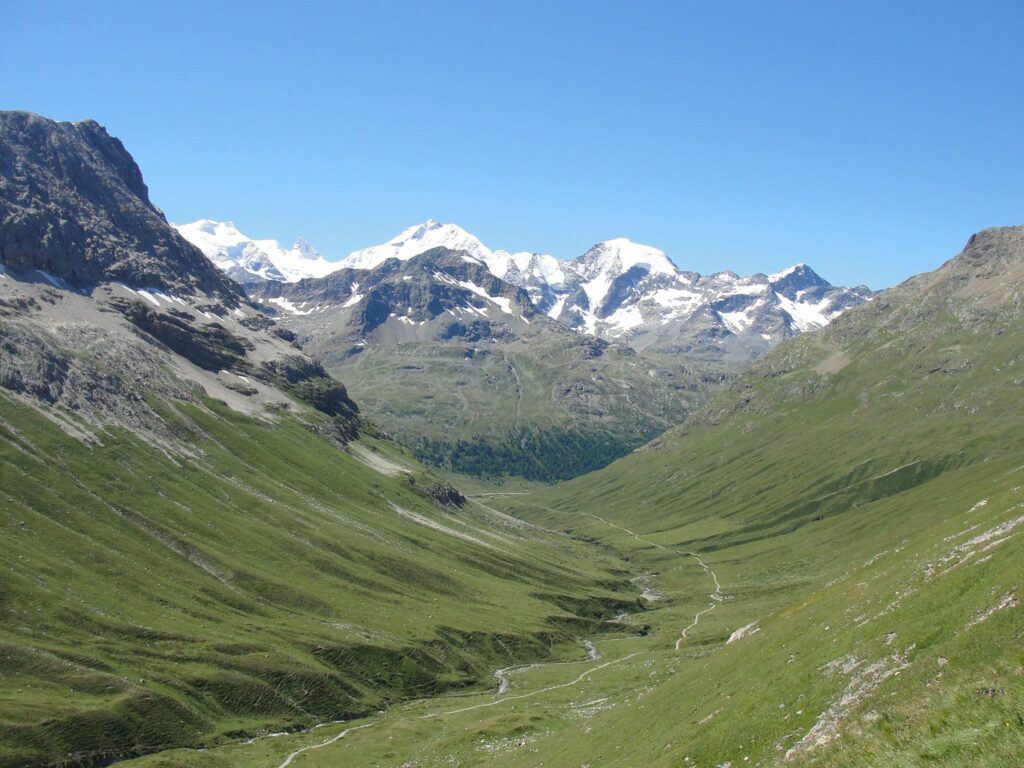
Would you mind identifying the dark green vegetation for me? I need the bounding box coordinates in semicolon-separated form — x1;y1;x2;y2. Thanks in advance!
0;394;639;768
410;425;640;483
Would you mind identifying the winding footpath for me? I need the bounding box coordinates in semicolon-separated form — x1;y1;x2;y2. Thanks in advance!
273;644;638;768
272;505;724;768
573;511;724;652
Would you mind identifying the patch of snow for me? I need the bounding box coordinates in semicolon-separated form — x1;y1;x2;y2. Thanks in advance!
176;219;339;282
342;293;363;308
340;219;493;271
268;297;313;316
547;294;568;319
582;272;613;309
776;292;833;332
604;304;646;332
135;289;161;307
768;263;807;282
456;279;513;315
718;307;756;334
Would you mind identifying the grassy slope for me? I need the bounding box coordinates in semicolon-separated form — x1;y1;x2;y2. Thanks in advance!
0;393;640;767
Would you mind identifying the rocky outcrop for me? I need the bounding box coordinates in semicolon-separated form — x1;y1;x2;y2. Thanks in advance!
0;111;243;302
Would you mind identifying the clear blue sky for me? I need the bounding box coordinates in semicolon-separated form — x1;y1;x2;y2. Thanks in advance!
3;1;1022;288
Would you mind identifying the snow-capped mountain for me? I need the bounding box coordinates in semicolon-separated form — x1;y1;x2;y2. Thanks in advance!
337;219;566;300
174;219;337;284
547;256;872;361
181;217;872;361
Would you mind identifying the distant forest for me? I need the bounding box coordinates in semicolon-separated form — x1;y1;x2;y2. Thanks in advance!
411;426;649;483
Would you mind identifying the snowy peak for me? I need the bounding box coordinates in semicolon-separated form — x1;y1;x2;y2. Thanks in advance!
574;238;679;280
767;263;829;296
339;219;493;270
174;220;337;283
290;237;323;262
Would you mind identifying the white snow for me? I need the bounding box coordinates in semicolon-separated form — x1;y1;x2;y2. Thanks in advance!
341;293;364;308
580;238;678;277
547;294;568;319
268;297;313;316
339;219;492;270
456;279;513;315
718;308;755;334
603;304;646;332
775;292;832;332
768;263;807;282
713;279;769;298
135;289;161;307
492;250;566;285
175;219;339;282
34;270;72;290
582;272;613;310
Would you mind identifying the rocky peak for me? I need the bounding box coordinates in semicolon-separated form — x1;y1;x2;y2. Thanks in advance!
0;111;242;302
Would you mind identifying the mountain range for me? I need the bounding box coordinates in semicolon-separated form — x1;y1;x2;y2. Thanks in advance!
176;217;873;362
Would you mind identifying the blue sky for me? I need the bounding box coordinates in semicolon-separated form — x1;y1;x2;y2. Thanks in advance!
3;1;1022;288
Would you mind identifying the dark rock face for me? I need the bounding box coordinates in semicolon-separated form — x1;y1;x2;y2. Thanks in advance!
424;481;466;507
251;247;538;334
259;354;360;439
0;111;242;302
111;298;253;373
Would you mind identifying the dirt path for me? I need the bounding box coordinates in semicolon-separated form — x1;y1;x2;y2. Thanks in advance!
571;510;724;652
348;443;410;476
276;722;377;768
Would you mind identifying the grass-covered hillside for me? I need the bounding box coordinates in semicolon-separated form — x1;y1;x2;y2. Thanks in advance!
0;392;641;768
